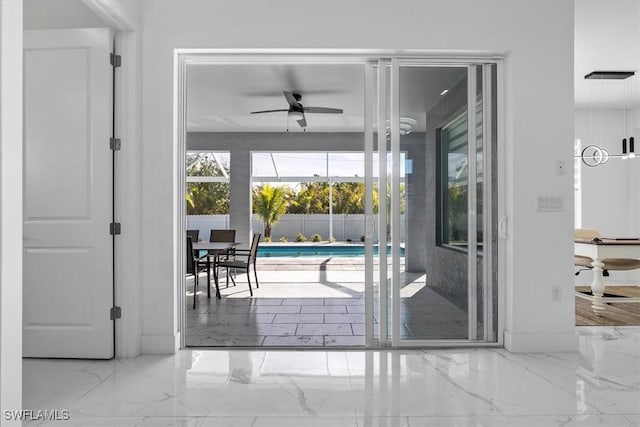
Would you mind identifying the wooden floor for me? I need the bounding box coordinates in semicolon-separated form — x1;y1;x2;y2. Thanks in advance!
575;286;640;326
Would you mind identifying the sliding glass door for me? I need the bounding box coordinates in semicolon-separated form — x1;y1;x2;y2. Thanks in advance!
178;53;499;349
365;59;498;347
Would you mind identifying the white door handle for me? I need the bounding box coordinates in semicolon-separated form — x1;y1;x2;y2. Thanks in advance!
498;216;508;240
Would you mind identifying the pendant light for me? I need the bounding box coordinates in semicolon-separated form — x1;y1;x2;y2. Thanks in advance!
579;70;636;166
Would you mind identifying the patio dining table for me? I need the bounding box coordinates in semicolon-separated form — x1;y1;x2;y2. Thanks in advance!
192;241;241;299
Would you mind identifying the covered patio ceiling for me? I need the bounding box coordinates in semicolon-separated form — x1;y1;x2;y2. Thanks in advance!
186;63;466;133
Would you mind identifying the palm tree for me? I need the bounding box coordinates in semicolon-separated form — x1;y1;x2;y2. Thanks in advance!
253;184;288;241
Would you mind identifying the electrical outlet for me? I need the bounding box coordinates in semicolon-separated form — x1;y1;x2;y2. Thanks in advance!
551;286;562;302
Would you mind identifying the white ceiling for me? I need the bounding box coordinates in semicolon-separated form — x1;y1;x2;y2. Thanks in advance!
23;0;640;115
187;64;364;133
574;0;640;109
186;63;466;132
23;0;107;30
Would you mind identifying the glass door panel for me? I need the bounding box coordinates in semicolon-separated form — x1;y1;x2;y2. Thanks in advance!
397;64;471;340
366;58;498;347
374;59;392;346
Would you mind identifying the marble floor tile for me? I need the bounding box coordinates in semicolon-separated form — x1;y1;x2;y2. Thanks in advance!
22;359;121;411
379;415;636;426
249;416;359;426
21;328;640;426
624;415;640;426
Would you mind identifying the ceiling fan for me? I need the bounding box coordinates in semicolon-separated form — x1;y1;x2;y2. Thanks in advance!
250;91;343;128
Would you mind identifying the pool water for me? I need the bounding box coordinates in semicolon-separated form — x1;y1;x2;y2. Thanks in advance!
257;245;404;257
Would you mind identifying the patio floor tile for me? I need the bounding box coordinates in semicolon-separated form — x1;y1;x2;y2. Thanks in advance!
296;323;353;336
301;305;348;314
273;313;324;324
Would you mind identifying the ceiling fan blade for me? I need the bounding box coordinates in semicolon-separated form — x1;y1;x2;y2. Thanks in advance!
296;116;307;128
250;109;289;114
303;107;344;114
283;91;301;109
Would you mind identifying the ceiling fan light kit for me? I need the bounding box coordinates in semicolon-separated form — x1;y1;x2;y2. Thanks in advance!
250;90;343;129
288;111;304;120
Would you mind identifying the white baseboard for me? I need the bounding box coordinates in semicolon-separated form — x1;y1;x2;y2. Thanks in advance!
504;330;579;353
141;332;180;354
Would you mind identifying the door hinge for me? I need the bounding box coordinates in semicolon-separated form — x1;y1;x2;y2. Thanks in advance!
110;53;121;68
110;222;121;235
110;306;122;320
110;138;121;151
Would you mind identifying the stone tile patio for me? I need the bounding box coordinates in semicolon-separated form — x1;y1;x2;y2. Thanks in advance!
186;257;469;347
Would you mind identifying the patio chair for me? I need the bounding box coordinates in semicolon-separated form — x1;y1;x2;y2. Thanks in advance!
217;233;261;296
187;229;200;243
210;229;237;288
186;236;210;309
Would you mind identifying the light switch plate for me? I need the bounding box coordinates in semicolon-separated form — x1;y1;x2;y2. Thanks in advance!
537;196;564;212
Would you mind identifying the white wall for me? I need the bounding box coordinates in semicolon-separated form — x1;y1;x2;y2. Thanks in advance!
575;108;635;236
0;0;22;420
631;107;640;238
140;0;577;353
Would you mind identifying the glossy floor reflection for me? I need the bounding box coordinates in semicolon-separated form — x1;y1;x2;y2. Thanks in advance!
23;327;639;426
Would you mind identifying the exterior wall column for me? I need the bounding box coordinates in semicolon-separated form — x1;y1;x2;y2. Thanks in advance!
230;146;252;245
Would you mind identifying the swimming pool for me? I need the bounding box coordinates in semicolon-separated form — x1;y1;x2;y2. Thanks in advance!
257;244;404;257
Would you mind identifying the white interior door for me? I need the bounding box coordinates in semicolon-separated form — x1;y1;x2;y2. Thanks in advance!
23;28;114;358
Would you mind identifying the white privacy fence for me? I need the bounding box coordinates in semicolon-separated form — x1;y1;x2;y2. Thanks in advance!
187;214;406;241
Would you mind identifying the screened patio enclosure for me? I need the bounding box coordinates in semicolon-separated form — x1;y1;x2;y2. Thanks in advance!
187;150;407;243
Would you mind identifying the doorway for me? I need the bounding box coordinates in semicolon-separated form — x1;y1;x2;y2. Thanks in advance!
176;53;501;348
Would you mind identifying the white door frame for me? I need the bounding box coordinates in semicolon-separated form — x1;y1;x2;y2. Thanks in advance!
80;1;142;358
173;50;506;349
1;0;24;413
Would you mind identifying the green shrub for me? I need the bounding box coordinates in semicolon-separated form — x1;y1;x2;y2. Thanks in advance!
279;236;288;242
264;236;272;243
360;235;365;242
295;233;307;242
311;233;322;242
